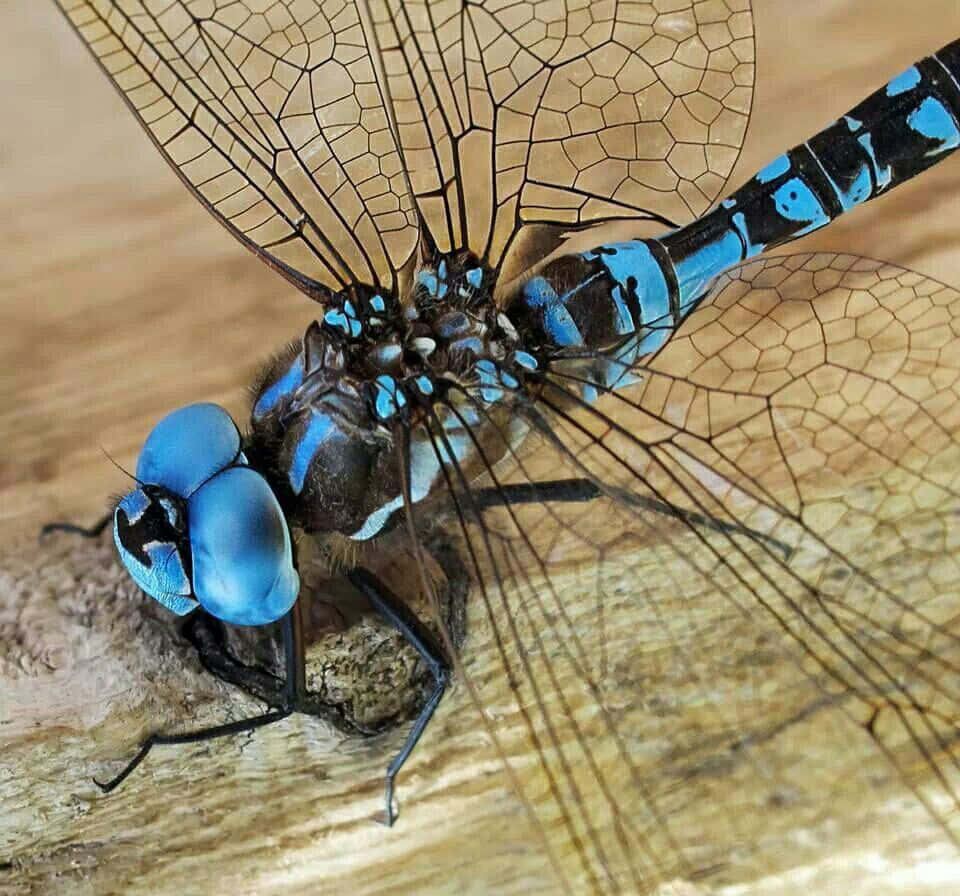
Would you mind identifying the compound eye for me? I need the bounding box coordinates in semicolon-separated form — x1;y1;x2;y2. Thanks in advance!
113;486;197;616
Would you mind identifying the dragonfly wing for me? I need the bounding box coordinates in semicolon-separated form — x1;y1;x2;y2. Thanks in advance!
55;0;424;296
374;0;755;267
56;1;756;295
442;252;960;887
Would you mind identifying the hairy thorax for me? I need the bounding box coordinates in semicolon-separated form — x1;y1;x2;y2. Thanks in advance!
245;249;540;542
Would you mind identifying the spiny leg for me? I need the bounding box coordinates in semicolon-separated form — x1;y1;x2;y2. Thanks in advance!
347;567;449;827
94;602;304;793
40;511;112;539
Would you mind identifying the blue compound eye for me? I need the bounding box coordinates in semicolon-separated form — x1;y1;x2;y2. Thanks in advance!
136;403;242;497
114;485;197;616
188;466;299;626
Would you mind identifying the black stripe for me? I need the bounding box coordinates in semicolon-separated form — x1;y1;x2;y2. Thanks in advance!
787;145;845;221
643;237;680;323
925;50;960;125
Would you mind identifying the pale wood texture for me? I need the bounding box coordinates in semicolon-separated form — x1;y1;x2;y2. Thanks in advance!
4;2;960;895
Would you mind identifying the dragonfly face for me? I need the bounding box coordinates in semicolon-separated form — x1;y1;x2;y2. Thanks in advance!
114;402;299;626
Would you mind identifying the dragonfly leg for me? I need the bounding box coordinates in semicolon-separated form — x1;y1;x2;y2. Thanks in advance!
472;478;791;558
39;512;112;539
94;604;303;793
347;567;449;827
179;610;291;708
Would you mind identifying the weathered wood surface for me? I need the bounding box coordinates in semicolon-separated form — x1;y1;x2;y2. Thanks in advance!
4;2;960;894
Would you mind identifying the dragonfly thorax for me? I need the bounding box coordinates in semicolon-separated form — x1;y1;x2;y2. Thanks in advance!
247;251;541;541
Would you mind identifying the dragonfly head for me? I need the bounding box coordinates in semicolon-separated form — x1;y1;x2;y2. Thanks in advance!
113;403;299;626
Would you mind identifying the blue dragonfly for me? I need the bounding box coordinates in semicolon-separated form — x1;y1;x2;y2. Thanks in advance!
47;0;960;890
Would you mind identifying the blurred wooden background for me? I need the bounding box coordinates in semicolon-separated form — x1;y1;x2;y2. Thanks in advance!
4;2;960;894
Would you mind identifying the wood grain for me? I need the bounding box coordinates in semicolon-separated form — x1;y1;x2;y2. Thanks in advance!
4;2;960;894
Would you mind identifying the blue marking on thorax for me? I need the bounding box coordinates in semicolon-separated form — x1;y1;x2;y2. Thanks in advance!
857;132;893;190
475;360;505;403
372;375;406;420
414;375;433;396
324;300;362;338
771;177;830;234
908;96;960;151
755;153;790;184
466;267;482;288
513;351;538;371
886;66;921;97
253;355;304;419
521;276;584;346
671;228;745;307
418;271;438;296
289;412;335;495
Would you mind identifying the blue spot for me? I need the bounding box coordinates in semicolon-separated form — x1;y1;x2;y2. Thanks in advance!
466;267;482;288
418;271;439;296
521;277;583;346
500;371;519;390
907;96;960;151
844;115;861;131
886;66;921;97
514;351;538;370
414;375;433;395
721;197;736;209
289;413;335;495
158;496;179;528
438;279;449;299
373;375;406;420
324;306;362;338
370;294;386;313
583;242;673;330
474;360;504;403
754;153;790;184
771;177;830;234
438;259;447;280
253;355;304;419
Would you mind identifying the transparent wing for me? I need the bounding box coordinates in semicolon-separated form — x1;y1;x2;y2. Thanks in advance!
377;0;755;266
56;0;421;295
57;1;755;297
433;253;960;889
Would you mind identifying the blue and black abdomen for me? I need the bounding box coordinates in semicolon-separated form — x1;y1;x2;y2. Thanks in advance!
509;39;960;384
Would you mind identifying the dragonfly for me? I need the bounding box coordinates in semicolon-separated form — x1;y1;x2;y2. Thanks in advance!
45;0;960;891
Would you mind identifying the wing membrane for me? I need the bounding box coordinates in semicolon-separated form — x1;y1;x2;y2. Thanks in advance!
439;253;960;886
376;0;755;265
56;0;421;295
58;1;755;301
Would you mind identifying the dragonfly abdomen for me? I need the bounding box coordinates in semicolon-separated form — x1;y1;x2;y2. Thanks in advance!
508;38;960;402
